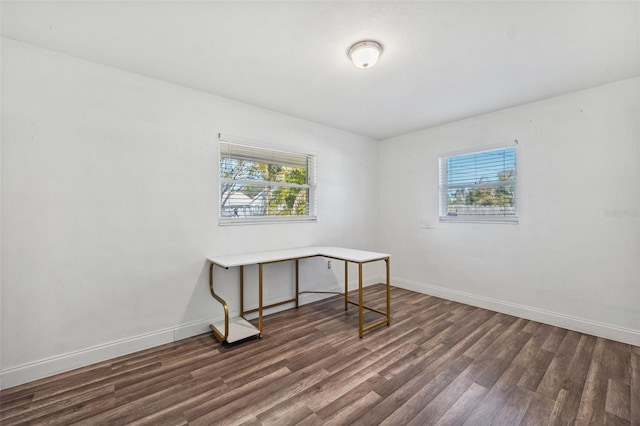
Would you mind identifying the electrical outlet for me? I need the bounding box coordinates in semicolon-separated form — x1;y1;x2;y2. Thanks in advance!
327;260;332;269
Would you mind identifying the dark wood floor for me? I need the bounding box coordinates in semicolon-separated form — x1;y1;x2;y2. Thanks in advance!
1;285;638;425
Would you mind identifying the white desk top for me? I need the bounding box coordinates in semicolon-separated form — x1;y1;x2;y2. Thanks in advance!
208;246;390;268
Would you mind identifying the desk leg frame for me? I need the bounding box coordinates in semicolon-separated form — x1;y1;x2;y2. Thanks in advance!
344;260;349;311
358;263;364;337
258;263;264;338
296;259;300;308
328;257;391;338
209;255;390;343
208;263;229;342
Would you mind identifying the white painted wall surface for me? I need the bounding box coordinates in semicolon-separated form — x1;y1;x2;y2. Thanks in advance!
379;77;640;345
0;39;381;387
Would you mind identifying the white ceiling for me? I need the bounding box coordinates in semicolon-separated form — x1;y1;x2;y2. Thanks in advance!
2;1;639;140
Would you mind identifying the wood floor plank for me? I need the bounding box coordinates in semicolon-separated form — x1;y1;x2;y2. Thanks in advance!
313;374;385;421
487;386;533;425
551;387;582;426
519;392;556;426
0;383;115;425
553;335;598;424
575;337;608;424
518;349;555;392
189;366;332;426
536;330;582;399
547;387;569;425
513;324;554;366
256;401;313;426
1;284;637;425
129;414;190;426
123;380;228;426
462;361;528;424
319;390;382;425
603;412;632;426
72;380;199;425
606;378;631;422
462;320;511;359
563;335;596;392
183;367;291;422
478;317;528;360
376;356;474;425
7;390;118;426
541;326;568;353
433;382;489;426
405;370;476;425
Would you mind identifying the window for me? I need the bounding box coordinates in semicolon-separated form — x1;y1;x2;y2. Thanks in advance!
219;136;316;225
439;145;518;223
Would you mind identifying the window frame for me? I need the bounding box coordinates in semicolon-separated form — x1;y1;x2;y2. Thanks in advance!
218;134;317;226
438;143;519;224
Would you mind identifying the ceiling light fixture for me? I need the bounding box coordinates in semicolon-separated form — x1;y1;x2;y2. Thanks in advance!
348;40;383;69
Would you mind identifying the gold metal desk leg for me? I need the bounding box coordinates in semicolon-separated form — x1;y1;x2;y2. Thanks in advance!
240;265;245;317
358;262;364;338
344;260;349;311
258;263;264;338
295;259;299;308
386;257;391;325
209;263;229;342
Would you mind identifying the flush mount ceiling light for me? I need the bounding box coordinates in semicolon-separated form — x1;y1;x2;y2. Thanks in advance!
348;40;383;69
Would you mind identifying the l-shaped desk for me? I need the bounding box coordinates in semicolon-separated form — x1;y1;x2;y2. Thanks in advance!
207;247;390;343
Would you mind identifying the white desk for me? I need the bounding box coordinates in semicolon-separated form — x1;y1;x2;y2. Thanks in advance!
207;246;391;343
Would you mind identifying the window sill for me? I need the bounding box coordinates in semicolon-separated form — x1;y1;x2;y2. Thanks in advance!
439;216;519;224
219;216;318;226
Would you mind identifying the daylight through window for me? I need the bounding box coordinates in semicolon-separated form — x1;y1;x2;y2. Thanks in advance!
439;145;518;222
219;138;316;224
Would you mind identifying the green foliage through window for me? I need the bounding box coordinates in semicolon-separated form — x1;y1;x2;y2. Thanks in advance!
219;140;316;221
440;146;517;221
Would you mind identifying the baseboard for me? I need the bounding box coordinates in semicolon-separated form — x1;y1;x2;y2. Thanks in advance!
393;277;640;347
0;274;382;390
0;328;175;390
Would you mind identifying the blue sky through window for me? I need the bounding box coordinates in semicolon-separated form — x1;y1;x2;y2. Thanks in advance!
447;148;516;186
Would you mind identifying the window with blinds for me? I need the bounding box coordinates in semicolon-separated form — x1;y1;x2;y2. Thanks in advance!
219;136;317;224
439;145;518;222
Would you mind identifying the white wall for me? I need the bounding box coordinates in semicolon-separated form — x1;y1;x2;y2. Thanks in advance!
379;77;640;346
0;38;381;388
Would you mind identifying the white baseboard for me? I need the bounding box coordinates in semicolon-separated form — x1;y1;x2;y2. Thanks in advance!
0;328;175;390
0;275;381;390
393;277;640;347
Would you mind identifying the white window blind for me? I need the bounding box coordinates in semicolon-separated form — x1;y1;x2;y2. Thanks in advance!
439;145;518;222
219;136;317;224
